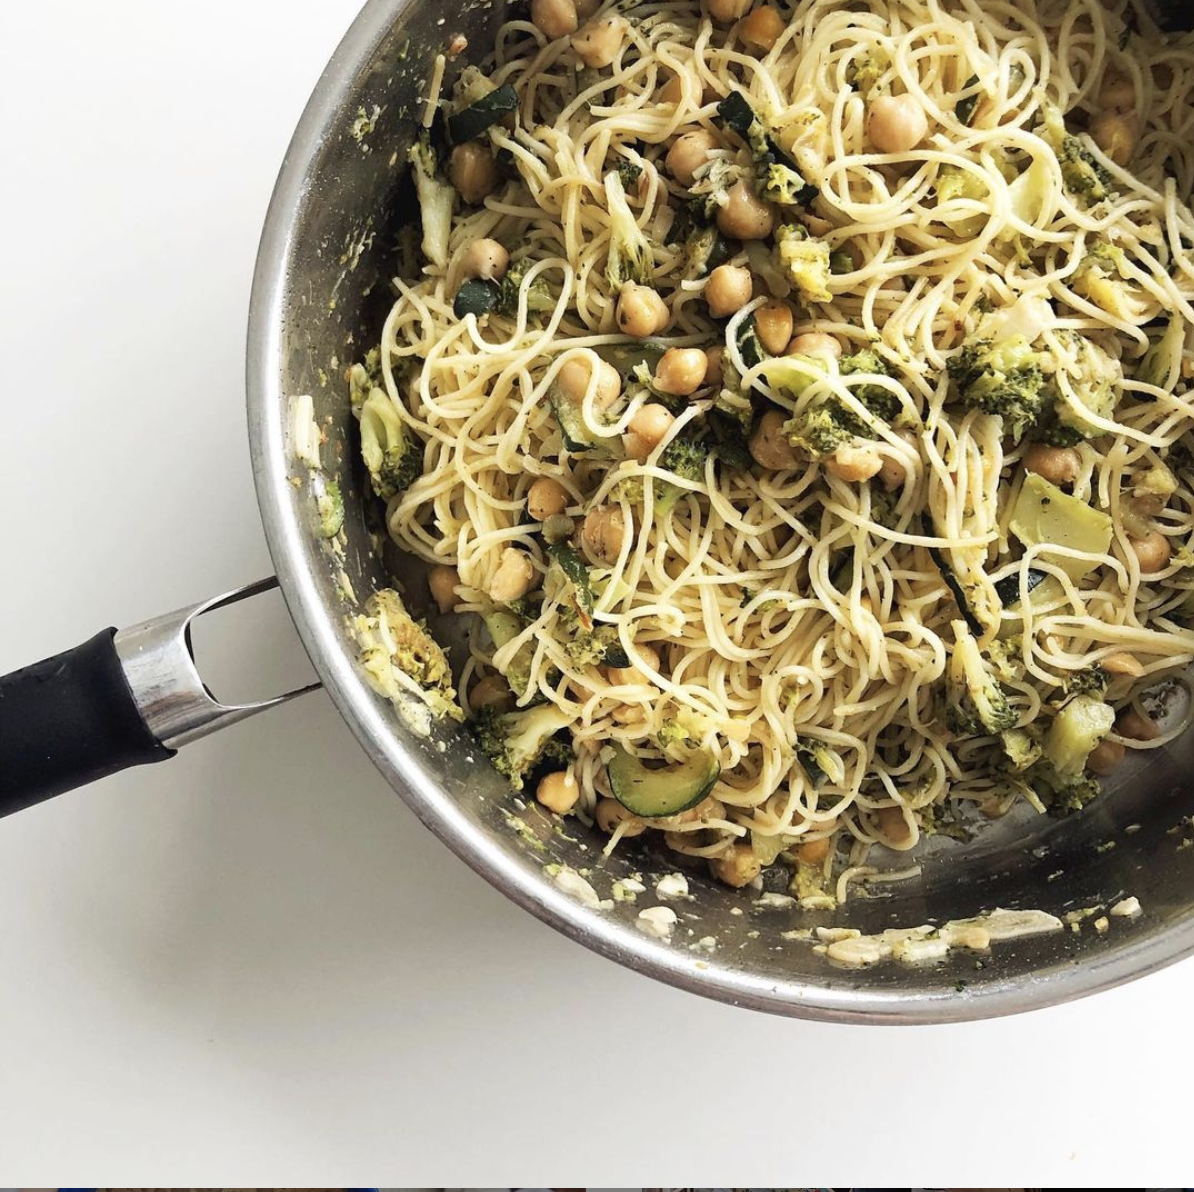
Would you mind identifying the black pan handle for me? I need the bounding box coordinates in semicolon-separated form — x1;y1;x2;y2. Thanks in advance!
0;628;174;816
0;579;319;819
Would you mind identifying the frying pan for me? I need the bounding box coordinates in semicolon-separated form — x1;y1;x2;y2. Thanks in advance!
3;0;1194;1022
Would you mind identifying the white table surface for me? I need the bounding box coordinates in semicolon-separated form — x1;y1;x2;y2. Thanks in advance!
1;0;1191;1185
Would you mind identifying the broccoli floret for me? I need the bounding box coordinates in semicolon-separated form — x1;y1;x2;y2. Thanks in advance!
785;402;858;457
604;170;654;288
408;131;456;269
656;719;693;751
936;163;988;205
348;349;382;415
681;224;730;279
356;589;461;721
657;432;710;499
839;348;900;421
564;623;624;669
947;620;1019;736
762;161;817;207
846;50;887;99
1072;243;1138;321
1026;758;1103;816
316;479;344;539
1059;134;1113;203
360;389;422;500
1001;726;1043;772
473;703;575;790
946;335;1048;440
775;223;832;303
1064;664;1109;699
495;258;555;317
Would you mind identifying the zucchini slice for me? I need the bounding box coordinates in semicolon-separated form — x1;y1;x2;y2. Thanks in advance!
608;747;720;818
548;541;594;630
1009;473;1112;580
447;82;518;144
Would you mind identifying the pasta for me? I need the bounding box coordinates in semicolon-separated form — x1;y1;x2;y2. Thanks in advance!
356;0;1194;901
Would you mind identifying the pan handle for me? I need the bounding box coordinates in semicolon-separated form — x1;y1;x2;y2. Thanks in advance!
0;578;319;818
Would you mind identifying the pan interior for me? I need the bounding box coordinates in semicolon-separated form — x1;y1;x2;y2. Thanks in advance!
248;0;1194;1021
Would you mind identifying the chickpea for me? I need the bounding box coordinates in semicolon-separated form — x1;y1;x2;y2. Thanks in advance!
1102;651;1145;678
654;347;710;397
611;703;646;725
787;331;843;361
461;238;509;281
531;0;578;40
557;353;623;411
1087;738;1126;775
879;427;919;492
1090;112;1137;167
707;0;752;23
449;143;499;205
704;264;753;318
825;442;883;482
582;504;626;565
537;770;580;814
428;564;461;614
470;674;513;713
740;5;785;52
571;14;628;69
755;301;794;355
1024;443;1080;487
527;476;569;521
709;843;761;888
1129;530;1171;574
1116;707;1160;742
1100;71;1135;113
617;281;670;337
625;403;676;461
716;181;775;240
488;547;537;603
596;797;647;836
607;643;661;687
873;804;914;848
797;835;833;865
867;93;929;155
659;74;684;105
704;345;724;386
666;129;718;187
748;408;799;471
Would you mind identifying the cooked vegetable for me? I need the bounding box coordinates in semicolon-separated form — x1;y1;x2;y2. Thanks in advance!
474;703;574;790
360;389;422;500
1001;726;1043;771
494;258;555;317
447;82;518;144
608;745;721;818
947;619;1019;735
408;132;456;269
481;606;535;697
956;73;981;126
355;589;461;721
1053;333;1119;438
1027;758;1103;815
774;223;832;303
1009;472;1113;580
947;335;1048;440
1072;242;1139;320
1044;694;1115;774
548;540;595;629
604;169;654;288
1137;316;1185;390
316;479;345;539
716;92;816;206
454;277;499;319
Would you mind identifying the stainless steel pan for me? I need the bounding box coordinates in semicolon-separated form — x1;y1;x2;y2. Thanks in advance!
4;0;1194;1022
